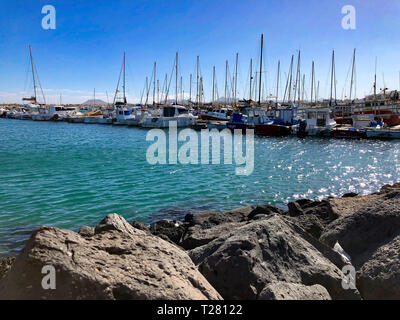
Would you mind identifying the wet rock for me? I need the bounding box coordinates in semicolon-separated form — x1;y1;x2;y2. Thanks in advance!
247;205;285;220
78;226;95;237
130;221;150;233
342;192;358;198
357;235;400;300
95;213;137;236
258;281;331;300
320;186;400;267
0;257;15;280
185;207;253;228
181;222;245;250
189;215;360;300
0;216;222;300
149;220;185;245
288;202;303;217
288;214;324;239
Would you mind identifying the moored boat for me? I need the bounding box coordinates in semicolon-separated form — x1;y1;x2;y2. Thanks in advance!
295;108;337;137
140;105;195;128
365;127;400;139
255;108;298;136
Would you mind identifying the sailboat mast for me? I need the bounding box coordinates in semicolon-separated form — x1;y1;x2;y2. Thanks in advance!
350;48;356;101
276;60;280;105
123;52;126;103
189;74;192;103
288;55;294;103
29;45;37;103
157;80;160;105
311;61;315;104
153;62;157;105
175;52;178;105
212;66;215;105
196;56;199;106
249;59;253;101
225;60;228;105
234;52;238;107
330;50;335;105
258;34;263;105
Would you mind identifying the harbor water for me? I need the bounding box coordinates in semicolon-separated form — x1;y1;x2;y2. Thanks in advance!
0;118;399;256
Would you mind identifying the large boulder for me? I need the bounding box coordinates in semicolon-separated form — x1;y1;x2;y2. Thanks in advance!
179;206;260;250
149;219;186;245
320;187;400;267
181;222;246;250
184;206;254;228
95;213;138;236
357;235;400;300
189;215;360;300
258;281;331;300
0;216;222;300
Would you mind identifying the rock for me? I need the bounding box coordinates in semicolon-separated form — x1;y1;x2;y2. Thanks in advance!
357;235;400;300
78;226;95;237
189;215;360;300
288;214;324;239
258;281;331;300
0;257;15;280
185;206;254;228
224;206;255;221
288;202;303;217
0;218;222;300
320;186;400;267
131;221;150;233
95;213;137;236
342;192;358;198
150;220;185;245
181;222;245;250
247;205;285;220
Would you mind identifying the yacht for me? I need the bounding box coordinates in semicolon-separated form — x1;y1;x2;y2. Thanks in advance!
295;108;337;137
255;108;299;136
140;105;196;128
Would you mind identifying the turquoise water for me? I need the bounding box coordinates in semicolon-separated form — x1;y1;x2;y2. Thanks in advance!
1;118;399;256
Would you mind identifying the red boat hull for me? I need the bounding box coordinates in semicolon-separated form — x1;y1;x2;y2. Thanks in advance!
255;124;292;136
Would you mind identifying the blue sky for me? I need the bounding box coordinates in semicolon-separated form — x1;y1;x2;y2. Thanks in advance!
0;0;400;104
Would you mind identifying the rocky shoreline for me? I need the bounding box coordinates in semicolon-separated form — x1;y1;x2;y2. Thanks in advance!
1;183;400;300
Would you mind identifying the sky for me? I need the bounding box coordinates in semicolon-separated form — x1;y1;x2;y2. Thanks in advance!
0;0;400;104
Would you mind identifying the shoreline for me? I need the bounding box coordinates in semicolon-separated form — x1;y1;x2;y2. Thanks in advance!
1;183;400;299
0;181;391;259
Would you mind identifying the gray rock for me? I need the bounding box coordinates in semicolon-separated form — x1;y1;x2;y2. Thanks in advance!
320;187;400;267
0;218;222;300
95;213;137;236
130;221;150;233
150;220;185;244
288;202;304;217
181;222;245;250
185;206;254;228
357;235;400;300
189;215;360;300
247;205;285;220
258;281;331;300
0;257;15;280
78;226;95;237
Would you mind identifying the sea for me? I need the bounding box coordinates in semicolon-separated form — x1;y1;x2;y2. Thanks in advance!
0;118;399;256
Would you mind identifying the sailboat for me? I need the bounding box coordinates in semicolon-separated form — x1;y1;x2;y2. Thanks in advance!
113;52;148;126
140;52;196;128
22;45;49;121
255;36;299;136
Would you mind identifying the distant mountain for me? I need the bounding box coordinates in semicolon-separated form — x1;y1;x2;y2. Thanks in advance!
82;99;108;105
